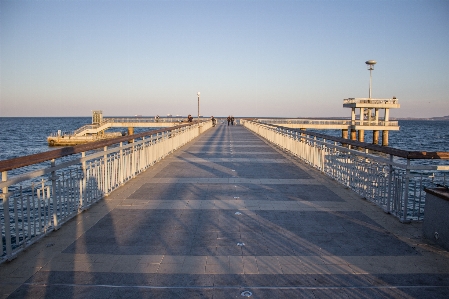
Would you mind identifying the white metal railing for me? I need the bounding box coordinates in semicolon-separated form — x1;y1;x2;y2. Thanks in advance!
50;117;193;137
343;98;399;105
48;131;75;137
103;117;185;123
242;119;448;223
74;124;99;135
257;118;399;127
1;121;212;263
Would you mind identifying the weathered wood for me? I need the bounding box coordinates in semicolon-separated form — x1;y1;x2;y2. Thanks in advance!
0;122;197;172
407;152;449;160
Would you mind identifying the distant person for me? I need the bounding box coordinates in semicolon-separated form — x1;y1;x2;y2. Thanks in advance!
227;116;231;126
155;115;160;122
211;116;216;127
188;114;193;122
231;116;235;126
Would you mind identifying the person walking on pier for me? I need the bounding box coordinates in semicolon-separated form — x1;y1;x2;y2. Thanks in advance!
188;114;193;122
227;116;231;126
231;116;235;125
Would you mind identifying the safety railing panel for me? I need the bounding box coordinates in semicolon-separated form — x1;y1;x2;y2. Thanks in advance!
343;98;399;105
50;117;197;137
1;121;212;262
74;124;99;135
257;118;399;127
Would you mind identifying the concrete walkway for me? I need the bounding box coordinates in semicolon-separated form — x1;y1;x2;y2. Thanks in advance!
1;124;449;298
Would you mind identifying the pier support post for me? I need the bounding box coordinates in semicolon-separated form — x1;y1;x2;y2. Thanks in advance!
300;128;306;142
373;130;379;145
358;130;365;142
341;129;349;147
382;108;390;146
350;129;357;140
382;130;389;146
128;127;134;143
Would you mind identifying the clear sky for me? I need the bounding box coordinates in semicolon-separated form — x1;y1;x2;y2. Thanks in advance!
1;0;448;118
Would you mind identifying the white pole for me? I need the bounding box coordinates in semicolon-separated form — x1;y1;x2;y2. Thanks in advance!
197;92;200;122
369;69;372;99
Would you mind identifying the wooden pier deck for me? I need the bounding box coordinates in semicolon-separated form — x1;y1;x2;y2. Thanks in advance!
1;123;449;298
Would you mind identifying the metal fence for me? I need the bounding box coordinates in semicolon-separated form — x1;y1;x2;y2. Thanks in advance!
343;98;399;105
48;117;199;137
242;119;448;223
257;118;399;127
1;121;212;263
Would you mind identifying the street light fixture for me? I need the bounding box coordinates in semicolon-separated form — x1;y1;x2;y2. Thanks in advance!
365;60;376;99
197;92;200;121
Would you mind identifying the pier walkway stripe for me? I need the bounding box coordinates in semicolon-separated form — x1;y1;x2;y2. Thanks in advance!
1;124;449;298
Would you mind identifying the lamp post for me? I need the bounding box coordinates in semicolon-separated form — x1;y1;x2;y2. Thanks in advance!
365;60;376;99
365;60;377;145
197;92;200;121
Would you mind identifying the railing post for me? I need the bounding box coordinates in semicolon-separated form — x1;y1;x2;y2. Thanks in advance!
103;146;109;195
322;138;326;172
80;151;86;210
402;159;411;222
50;159;59;229
119;142;124;184
131;142;135;178
2;171;12;259
142;136;147;169
386;154;393;213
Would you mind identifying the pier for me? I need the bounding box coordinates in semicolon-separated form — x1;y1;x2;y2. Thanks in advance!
1;121;449;298
47;96;400;147
47;111;188;146
259;97;400;146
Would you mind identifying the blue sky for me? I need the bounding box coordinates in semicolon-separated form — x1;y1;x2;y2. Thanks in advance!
1;0;448;118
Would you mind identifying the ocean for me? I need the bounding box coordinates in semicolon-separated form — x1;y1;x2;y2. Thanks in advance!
0;117;448;162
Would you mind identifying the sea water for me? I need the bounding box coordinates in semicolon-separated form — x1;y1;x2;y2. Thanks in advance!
0;118;448;161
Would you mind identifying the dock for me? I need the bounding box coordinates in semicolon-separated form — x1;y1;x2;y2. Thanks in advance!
47;97;400;146
46;111;187;146
2;123;449;298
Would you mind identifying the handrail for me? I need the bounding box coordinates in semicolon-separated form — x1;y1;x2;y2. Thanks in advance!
241;119;448;160
275;126;449;160
103;117;184;123
343;98;399;105
0;121;201;172
74;124;99;135
257;118;399;127
50;117;192;137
